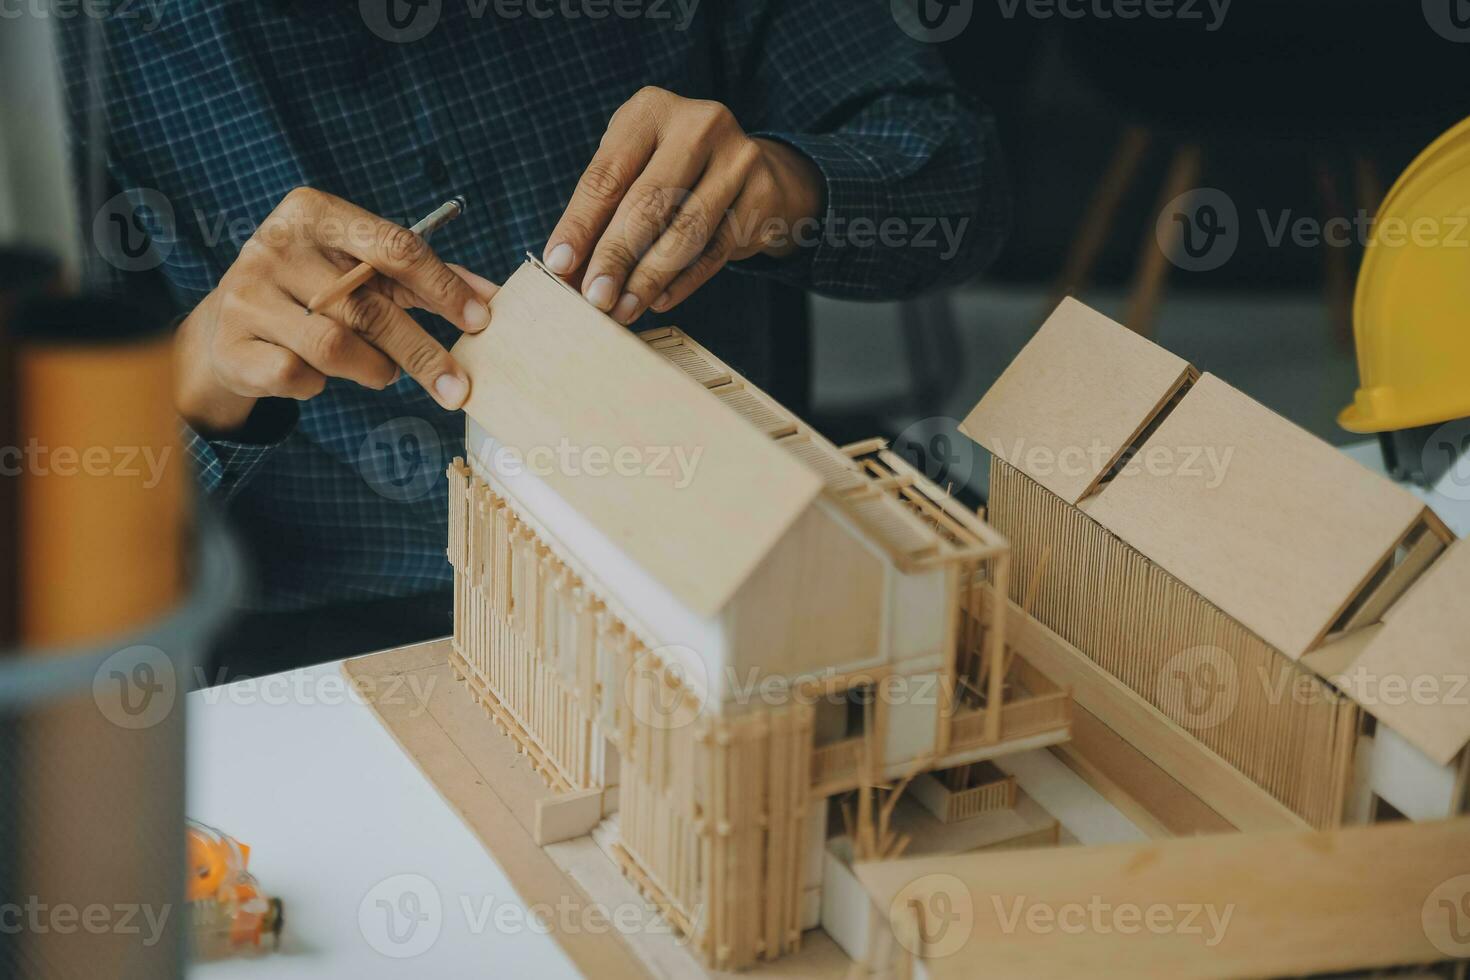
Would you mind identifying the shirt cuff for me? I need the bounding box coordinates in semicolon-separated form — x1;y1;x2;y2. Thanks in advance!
739;131;895;292
182;398;298;500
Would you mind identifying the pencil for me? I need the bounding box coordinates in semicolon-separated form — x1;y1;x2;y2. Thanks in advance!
305;195;466;315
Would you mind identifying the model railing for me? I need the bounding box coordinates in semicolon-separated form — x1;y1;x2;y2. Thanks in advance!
808;692;1070;796
948;690;1072;751
810;736;865;793
947;776;1018;821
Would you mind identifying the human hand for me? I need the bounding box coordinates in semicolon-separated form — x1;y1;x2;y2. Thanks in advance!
543;86;824;325
175;187;498;435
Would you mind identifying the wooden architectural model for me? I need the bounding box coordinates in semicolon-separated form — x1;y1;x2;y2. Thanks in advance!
962;298;1470;835
444;260;1070;971
435;262;1469;977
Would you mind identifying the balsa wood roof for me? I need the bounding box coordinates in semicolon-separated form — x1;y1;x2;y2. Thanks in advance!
1084;374;1428;659
960;298;1194;505
963;300;1432;660
644;327;1002;568
1333;537;1470;764
856;817;1470;979
452;260;821;618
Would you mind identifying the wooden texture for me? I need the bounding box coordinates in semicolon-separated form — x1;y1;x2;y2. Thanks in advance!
723;502;886;677
983;583;1309;832
352;640;852;975
990;460;1355;829
344;641;653;980
1125;143;1201;337
959;296;1192;505
452;261;820;618
1055;703;1234;838
857;817;1470;980
1340;523;1446;633
1085;373;1427;659
1340;537;1470;765
1299;623;1383;681
535;788;605;846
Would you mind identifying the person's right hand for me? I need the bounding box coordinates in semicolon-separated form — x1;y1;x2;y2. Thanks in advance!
174;187;498;436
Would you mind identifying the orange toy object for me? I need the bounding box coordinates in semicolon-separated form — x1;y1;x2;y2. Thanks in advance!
186;821;283;957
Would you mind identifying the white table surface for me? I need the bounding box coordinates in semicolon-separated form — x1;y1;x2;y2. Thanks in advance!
185;441;1469;978
186;662;580;978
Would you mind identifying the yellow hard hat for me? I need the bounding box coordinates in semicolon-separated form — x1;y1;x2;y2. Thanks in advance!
1339;116;1470;434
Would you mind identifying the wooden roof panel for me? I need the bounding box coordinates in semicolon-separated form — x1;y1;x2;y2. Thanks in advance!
1337;537;1470;764
452;260;821;618
959;298;1193;504
856;818;1470;980
1086;374;1427;658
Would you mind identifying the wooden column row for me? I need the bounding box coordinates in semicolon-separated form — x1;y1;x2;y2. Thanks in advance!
989;460;1358;827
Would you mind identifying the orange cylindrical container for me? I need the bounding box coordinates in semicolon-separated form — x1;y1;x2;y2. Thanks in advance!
7;292;193;980
0;247;64;647
14;295;185;646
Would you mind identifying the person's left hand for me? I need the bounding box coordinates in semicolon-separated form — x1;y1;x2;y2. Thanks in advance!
542;86;824;324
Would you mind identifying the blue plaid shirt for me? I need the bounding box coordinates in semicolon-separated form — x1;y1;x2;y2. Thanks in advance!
59;1;1007;611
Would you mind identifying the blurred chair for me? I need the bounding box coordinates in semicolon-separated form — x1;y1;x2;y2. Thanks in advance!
1048;2;1462;340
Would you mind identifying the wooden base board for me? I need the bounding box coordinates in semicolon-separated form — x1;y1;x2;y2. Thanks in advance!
1053;703;1235;838
343;640;855;980
990;586;1311;832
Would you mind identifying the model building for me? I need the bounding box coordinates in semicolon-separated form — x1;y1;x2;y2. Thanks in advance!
963;298;1469;833
442;263;1468;976
444;259;1071;970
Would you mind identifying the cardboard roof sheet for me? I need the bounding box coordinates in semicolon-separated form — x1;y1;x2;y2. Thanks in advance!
855;818;1470;980
959;298;1193;504
1334;537;1470;764
1084;374;1428;659
452;260;821;619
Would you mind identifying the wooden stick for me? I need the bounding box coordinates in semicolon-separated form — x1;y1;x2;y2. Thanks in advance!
304;196;465;314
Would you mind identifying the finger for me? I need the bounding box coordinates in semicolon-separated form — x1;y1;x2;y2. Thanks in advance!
375;263;499;316
542;91;664;279
649;208;742;315
614;145;754;323
287;187;491;334
217;334;327;401
582;145;711;315
324;288;470;410
210;284;328;399
447;264;500;303
269;257;404;390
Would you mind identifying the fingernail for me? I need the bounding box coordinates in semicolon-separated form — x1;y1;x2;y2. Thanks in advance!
612;292;640;324
464;299;491;333
652;291;672;311
546;243;575;275
585;275;617;311
435;373;469;409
